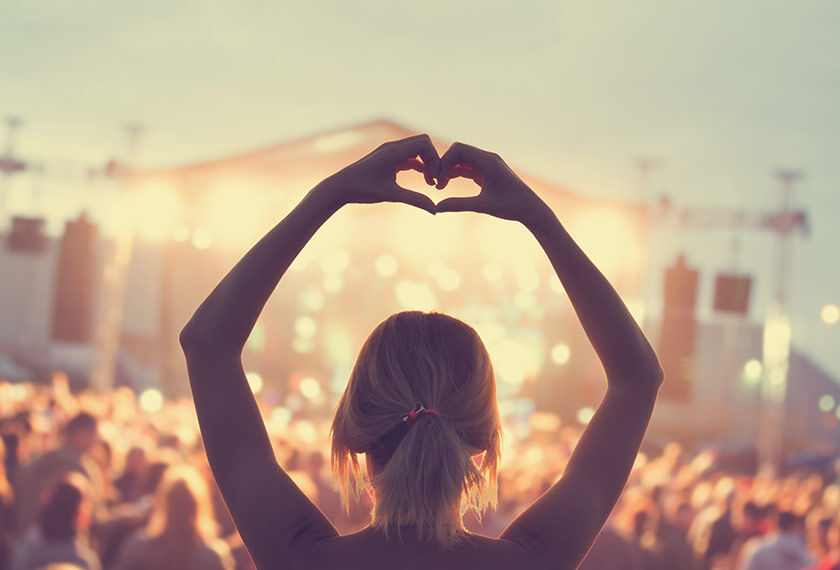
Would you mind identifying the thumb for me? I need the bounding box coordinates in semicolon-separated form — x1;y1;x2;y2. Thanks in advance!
391;186;436;215
435;196;483;214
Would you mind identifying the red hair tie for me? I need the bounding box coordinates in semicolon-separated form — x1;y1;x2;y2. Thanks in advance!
403;401;439;423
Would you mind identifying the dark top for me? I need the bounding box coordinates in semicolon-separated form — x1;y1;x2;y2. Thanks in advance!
305;527;531;570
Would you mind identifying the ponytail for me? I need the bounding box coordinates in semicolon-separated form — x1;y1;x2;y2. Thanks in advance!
331;311;501;547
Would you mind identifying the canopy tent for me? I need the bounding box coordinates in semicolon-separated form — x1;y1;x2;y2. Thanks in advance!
118;119;649;399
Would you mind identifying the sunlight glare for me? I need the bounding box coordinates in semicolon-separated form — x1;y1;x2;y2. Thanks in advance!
493;338;539;387
570;209;640;279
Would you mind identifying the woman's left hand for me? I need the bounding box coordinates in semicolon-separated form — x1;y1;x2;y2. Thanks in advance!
316;134;439;214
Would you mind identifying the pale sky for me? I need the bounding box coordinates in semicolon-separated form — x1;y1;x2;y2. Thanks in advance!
2;0;839;375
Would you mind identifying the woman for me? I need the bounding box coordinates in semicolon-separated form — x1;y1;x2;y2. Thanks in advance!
181;135;663;569
112;464;232;570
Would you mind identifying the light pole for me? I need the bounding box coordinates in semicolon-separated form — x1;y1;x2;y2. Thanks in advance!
0;116;27;225
89;123;145;393
756;169;804;475
634;157;662;326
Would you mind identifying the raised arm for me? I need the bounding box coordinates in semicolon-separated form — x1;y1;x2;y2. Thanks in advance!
435;143;663;569
179;135;439;568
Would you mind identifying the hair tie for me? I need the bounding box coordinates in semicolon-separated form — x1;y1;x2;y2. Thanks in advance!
402;401;439;423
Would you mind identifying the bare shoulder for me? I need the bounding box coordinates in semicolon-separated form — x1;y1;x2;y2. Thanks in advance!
301;528;538;570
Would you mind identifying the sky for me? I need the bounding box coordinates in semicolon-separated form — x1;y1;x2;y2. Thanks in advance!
1;0;839;375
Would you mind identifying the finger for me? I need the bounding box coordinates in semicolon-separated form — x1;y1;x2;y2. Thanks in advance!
391;185;436;215
398;158;425;174
390;134;439;186
435;196;485;214
436;142;495;189
448;165;479;182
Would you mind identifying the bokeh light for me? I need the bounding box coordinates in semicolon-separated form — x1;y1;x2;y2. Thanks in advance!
247;322;266;352
514;291;536;311
821;303;840;325
323;275;344;293
437;269;461;291
550;343;571;365
482;263;503;282
321;250;350;275
138;388;163;413
300;377;322;400
375;254;398;277
294;316;318;338
576;406;595;425
270;406;292;428
300;288;326;312
246;372;264;394
742;359;763;385
191;227;214;250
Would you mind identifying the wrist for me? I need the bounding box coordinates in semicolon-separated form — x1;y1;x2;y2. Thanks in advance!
520;200;558;236
307;179;346;213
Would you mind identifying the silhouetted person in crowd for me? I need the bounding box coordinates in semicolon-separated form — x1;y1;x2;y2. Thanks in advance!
0;420;27;491
113;446;148;504
12;473;100;570
181;135;663;569
654;500;696;569
96;458;171;569
738;510;814;570
730;500;764;563
705;498;738;568
14;412;103;534
113;465;232;570
690;478;737;569
0;438;14;569
808;516;840;570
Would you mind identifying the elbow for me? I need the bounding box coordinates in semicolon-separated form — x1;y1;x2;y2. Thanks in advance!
179;321;217;356
636;346;665;391
179;320;240;358
179;322;202;355
651;362;665;390
606;353;664;392
641;352;665;391
622;360;664;394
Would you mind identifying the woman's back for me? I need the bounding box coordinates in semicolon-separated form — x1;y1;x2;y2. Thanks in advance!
291;528;534;570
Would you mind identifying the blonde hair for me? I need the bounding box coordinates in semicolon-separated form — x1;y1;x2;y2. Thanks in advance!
331;311;501;546
141;464;219;570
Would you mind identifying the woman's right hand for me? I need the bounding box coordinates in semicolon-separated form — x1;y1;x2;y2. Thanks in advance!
315;134;439;214
434;142;552;226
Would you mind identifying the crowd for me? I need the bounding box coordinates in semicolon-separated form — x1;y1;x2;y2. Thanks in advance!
0;377;838;570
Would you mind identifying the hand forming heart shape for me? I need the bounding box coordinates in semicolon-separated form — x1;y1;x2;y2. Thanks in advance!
317;134;550;226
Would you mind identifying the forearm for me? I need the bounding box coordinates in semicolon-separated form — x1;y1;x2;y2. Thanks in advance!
524;208;662;388
180;185;340;352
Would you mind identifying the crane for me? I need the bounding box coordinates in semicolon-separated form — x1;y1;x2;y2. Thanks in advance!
652;170;808;474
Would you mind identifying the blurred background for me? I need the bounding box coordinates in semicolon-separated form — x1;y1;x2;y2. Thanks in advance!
0;1;838;569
